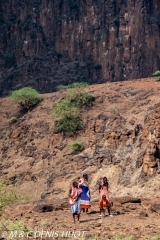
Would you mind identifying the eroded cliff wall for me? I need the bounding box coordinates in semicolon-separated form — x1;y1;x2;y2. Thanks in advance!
0;0;160;95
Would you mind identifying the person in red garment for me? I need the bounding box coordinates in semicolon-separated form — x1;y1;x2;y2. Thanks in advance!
99;177;112;216
99;195;109;216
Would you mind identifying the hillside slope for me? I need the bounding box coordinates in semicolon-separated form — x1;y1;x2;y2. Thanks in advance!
1;78;160;239
0;78;160;200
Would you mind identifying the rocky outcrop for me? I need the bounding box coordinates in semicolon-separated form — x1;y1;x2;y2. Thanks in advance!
150;198;160;214
0;0;160;95
142;104;160;176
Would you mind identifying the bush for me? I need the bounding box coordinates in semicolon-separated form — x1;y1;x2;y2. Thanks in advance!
67;141;85;154
57;82;94;107
66;89;94;108
153;70;160;81
153;70;160;77
57;82;89;91
0;219;25;231
52;100;83;132
56;115;83;132
9;87;42;111
53;82;94;133
53;99;78;119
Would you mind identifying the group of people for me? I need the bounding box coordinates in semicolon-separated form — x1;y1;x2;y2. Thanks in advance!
68;173;112;223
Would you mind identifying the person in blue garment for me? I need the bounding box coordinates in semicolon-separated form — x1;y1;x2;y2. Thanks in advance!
78;173;91;213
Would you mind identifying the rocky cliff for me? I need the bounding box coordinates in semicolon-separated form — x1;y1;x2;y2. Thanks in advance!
0;0;160;95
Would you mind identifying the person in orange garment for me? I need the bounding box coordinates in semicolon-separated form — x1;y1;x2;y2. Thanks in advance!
99;177;113;216
99;195;110;216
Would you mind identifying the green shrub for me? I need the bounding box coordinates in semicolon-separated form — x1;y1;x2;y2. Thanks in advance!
66;89;94;108
53;82;94;133
8;116;17;124
52;100;83;132
57;82;89;91
53;99;78;119
153;70;160;77
67;142;85;154
153;70;160;81
57;82;94;107
9;87;42;111
0;219;25;231
57;115;83;132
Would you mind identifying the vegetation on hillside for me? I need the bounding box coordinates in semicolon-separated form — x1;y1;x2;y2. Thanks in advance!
52;100;83;132
53;82;94;133
0;180;30;213
67;141;85;154
66;88;94;108
0;219;29;238
57;82;89;91
153;70;160;81
9;87;42;111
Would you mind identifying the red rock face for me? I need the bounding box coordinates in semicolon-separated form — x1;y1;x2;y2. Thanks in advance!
0;0;160;95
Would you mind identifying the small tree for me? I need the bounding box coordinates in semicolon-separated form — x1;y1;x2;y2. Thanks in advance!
153;70;160;81
53;99;77;119
9;87;42;111
66;89;94;108
53;82;94;133
52;100;83;132
56;115;83;132
57;82;94;108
